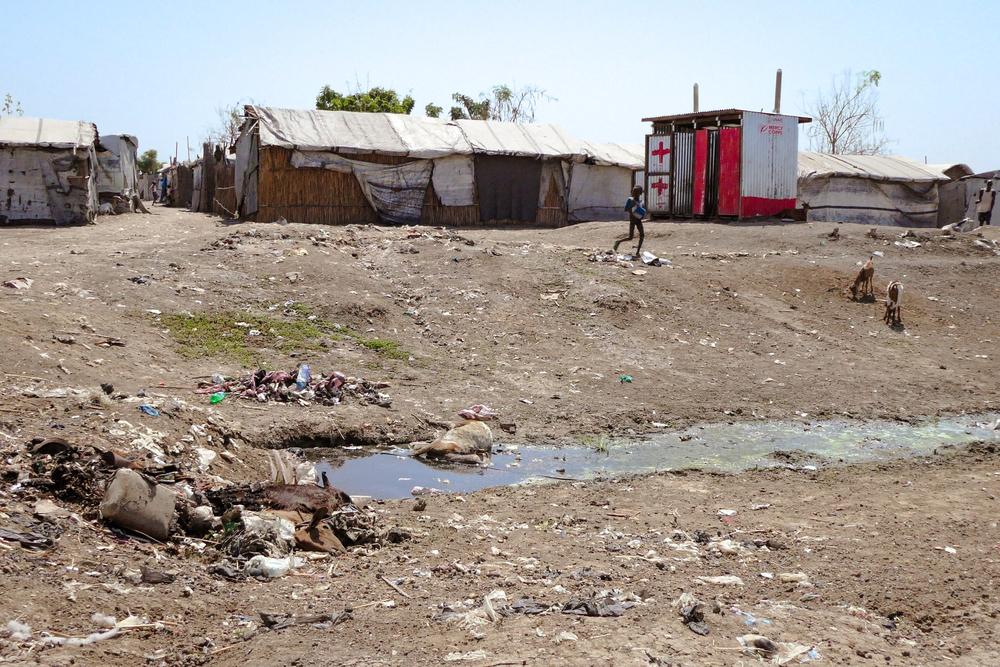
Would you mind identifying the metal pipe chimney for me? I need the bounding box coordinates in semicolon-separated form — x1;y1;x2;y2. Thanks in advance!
693;83;699;112
773;69;782;113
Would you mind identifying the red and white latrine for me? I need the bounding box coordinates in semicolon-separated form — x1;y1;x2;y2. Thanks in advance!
642;109;809;220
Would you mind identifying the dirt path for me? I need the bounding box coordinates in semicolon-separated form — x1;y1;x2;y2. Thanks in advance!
1;211;999;665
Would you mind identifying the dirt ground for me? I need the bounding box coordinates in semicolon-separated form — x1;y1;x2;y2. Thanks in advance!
1;209;1000;665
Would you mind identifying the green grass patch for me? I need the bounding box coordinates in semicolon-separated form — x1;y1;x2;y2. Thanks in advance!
355;337;409;360
580;434;611;455
159;304;410;365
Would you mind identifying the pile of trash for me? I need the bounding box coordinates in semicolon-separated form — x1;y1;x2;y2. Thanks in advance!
197;366;391;407
588;250;671;267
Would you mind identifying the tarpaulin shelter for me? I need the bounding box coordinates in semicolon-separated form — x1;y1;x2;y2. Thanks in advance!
937;169;995;226
797;153;971;227
95;134;139;200
0;116;100;225
235;106;642;226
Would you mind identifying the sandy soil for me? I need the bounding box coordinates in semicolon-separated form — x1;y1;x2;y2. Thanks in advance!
1;210;999;665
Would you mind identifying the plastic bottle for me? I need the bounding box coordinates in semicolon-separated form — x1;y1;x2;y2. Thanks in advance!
210;392;226;404
295;364;311;389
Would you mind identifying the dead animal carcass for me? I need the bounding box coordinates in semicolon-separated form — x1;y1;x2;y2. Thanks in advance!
411;421;493;464
207;478;352;530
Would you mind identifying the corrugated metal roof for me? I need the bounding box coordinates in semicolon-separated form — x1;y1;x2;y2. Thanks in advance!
797;153;952;182
642;109;811;124
0;116;98;149
248;106;643;169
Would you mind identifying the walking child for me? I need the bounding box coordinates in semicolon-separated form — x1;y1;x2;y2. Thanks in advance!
614;185;646;255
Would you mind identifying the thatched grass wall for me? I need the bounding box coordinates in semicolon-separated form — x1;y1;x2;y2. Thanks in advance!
258;147;393;224
256;146;566;227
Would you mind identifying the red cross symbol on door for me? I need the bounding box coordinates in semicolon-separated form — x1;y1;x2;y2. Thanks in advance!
651;140;671;164
650;178;669;195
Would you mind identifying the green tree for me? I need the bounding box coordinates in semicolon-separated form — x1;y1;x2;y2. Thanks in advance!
137;149;163;174
315;85;415;114
805;70;888;155
424;102;443;118
2;93;23;118
447;84;551;123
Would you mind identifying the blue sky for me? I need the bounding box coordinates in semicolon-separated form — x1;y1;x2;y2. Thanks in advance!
3;0;995;171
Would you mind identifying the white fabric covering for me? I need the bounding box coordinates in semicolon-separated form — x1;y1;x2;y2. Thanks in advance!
431;156;475;206
568;163;633;222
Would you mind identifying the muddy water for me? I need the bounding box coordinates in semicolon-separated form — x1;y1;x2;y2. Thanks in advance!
310;414;1000;500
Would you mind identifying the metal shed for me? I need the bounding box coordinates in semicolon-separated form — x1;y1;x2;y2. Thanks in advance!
642;109;809;220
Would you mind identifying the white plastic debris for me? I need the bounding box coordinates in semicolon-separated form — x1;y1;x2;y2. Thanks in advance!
695;575;744;586
554;631;578;643
245;555;305;579
91;613;117;629
444;650;489;662
5;620;31;641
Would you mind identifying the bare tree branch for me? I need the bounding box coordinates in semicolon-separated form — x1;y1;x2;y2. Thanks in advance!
804;70;889;155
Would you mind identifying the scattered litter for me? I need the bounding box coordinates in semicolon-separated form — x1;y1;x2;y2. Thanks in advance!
99;469;176;540
138;404;160;417
197;367;391;408
695;575;744;586
942;546;957;555
458;404;497;421
894;240;921;249
511;598;549;615
619;374;633;384
641;250;671;267
245;555;305;579
210;391;226;404
3;277;33;289
259;609;350;630
675;592;709;635
777;572;810;585
717;509;738;517
554;631;578;643
444;650;489;662
5;620;31;641
435;590;509;638
731;607;772;628
738;634;818;664
632;269;647;276
562;590;638;617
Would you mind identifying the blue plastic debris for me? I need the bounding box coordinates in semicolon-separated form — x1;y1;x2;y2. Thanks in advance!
138;404;160;417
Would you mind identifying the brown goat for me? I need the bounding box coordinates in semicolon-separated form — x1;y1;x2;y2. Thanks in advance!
850;256;875;300
883;281;903;326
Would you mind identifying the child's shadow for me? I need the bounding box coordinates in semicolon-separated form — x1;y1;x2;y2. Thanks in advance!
851;294;877;304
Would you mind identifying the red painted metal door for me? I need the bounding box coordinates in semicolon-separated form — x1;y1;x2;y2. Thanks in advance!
718;127;741;216
692;129;709;216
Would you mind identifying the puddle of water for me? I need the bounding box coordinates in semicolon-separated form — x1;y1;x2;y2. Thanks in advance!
309;414;1000;500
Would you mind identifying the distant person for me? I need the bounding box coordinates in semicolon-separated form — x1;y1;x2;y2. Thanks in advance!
149;181;158;204
975;180;996;226
160;173;169;205
614;185;646;256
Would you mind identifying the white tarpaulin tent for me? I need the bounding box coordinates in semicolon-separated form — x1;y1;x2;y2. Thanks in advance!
238;106;643;225
96;134;139;197
797;153;960;227
0;116;99;225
